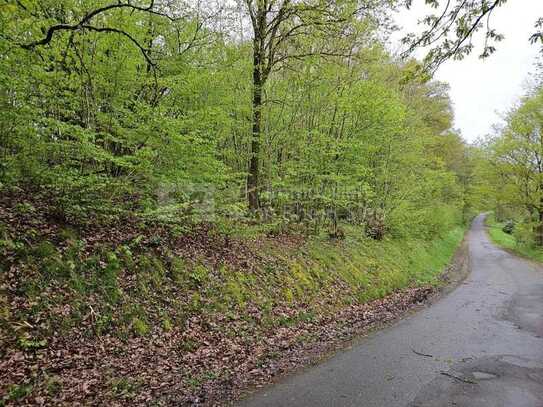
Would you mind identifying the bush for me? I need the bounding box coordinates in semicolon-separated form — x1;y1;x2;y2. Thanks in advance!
502;220;515;234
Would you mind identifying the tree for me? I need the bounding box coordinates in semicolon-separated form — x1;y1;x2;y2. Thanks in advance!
485;89;543;245
17;1;184;65
240;0;375;209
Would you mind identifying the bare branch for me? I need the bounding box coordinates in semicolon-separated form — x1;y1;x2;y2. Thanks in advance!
21;1;177;50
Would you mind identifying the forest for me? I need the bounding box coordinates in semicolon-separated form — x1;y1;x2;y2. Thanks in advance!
0;0;541;405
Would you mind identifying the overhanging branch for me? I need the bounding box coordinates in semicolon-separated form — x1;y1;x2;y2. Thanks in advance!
20;1;175;65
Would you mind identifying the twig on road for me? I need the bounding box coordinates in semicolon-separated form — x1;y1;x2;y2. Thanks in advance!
411;348;434;358
440;371;477;384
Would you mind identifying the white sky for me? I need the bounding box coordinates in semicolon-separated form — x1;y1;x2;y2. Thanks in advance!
392;0;543;142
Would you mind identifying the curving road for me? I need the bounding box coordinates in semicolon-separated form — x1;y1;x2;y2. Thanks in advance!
239;214;543;407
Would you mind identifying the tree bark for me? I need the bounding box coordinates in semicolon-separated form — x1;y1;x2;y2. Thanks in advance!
538;189;543;246
248;56;263;210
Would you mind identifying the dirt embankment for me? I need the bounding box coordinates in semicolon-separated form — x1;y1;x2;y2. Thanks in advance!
0;191;467;406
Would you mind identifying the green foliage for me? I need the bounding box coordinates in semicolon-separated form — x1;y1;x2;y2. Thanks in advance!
44;375;62;397
170;257;186;284
502;220;515;235
0;0;471;238
132;317;150;337
0;2;473;385
109;377;140;400
486;214;543;263
189;264;210;287
3;383;33;404
476;83;543;248
17;333;47;350
162;317;173;332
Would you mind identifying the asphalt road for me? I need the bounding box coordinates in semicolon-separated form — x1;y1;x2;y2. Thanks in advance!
239;214;543;407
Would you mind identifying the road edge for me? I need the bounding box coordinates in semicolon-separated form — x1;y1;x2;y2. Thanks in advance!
234;228;472;406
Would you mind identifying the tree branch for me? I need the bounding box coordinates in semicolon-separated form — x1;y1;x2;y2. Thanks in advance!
21;0;175;51
81;25;155;66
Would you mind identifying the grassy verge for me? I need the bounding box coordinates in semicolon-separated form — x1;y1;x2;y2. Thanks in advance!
485;214;543;262
300;226;466;303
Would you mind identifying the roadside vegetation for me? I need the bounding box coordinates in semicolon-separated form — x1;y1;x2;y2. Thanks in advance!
475;75;543;262
1;188;466;405
485;214;543;263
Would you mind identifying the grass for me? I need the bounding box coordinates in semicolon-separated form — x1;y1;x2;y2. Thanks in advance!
3;224;467;344
485;214;543;263
271;225;467;306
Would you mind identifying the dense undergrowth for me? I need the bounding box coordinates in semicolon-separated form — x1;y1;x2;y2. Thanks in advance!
0;189;465;405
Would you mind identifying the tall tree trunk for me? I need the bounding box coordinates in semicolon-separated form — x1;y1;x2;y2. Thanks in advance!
248;46;263;210
538;187;543;246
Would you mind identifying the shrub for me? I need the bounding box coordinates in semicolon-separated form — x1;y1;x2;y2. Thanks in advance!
502;220;515;234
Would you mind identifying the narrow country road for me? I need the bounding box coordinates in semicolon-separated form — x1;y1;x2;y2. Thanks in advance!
239;214;543;406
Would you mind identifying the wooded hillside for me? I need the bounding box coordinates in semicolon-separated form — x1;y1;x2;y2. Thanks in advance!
0;1;481;405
